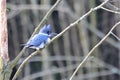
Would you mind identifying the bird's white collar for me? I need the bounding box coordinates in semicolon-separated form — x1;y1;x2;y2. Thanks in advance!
39;33;49;36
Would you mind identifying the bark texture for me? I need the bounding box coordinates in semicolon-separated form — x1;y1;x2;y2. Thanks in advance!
0;0;10;80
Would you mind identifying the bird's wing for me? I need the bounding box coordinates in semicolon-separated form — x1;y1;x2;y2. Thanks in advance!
26;34;49;47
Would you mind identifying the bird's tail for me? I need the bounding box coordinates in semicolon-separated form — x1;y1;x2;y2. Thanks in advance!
20;44;30;48
20;44;33;48
20;44;26;46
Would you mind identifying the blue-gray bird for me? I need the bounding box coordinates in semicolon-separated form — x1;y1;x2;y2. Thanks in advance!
24;25;57;50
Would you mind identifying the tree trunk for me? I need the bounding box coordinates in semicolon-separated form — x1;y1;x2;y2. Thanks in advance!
0;0;11;80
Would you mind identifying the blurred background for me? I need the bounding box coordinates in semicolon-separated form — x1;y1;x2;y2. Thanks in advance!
7;0;120;80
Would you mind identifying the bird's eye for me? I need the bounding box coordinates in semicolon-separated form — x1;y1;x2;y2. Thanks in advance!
47;31;50;34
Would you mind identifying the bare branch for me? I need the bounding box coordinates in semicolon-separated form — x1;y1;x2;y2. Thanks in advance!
11;0;111;79
101;7;120;14
69;0;110;80
12;0;110;80
111;32;120;41
31;0;62;37
49;0;109;45
10;0;62;69
69;21;120;80
12;51;40;80
11;0;62;79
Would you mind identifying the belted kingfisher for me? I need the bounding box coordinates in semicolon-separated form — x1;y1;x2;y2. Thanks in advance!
24;25;57;50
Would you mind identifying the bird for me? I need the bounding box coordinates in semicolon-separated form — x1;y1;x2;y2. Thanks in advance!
24;25;57;50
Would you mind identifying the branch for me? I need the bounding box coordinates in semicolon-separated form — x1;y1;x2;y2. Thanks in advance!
69;0;111;80
31;0;62;37
9;0;62;69
111;32;120;41
101;7;120;14
11;0;62;79
69;21;120;80
12;0;109;79
49;0;109;44
12;51;40;80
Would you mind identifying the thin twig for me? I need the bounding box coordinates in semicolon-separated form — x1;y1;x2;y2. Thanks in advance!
111;32;120;41
12;0;109;79
11;0;62;79
12;51;40;80
69;0;110;80
101;7;120;14
69;21;120;80
10;0;62;69
31;0;62;37
49;0;109;44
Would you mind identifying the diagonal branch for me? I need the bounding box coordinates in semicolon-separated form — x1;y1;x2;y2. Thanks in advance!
49;0;109;44
69;21;120;80
101;7;120;14
9;0;62;69
111;32;120;41
12;51;40;80
31;0;62;37
12;0;109;80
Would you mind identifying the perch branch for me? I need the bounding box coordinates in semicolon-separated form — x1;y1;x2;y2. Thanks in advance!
10;0;62;69
12;0;109;79
12;0;111;79
13;0;109;79
12;51;40;80
31;0;62;37
12;0;62;80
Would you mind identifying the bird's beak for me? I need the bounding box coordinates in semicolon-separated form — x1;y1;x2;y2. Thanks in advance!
49;33;57;39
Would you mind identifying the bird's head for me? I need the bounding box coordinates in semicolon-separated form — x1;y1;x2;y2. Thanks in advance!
39;25;52;35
